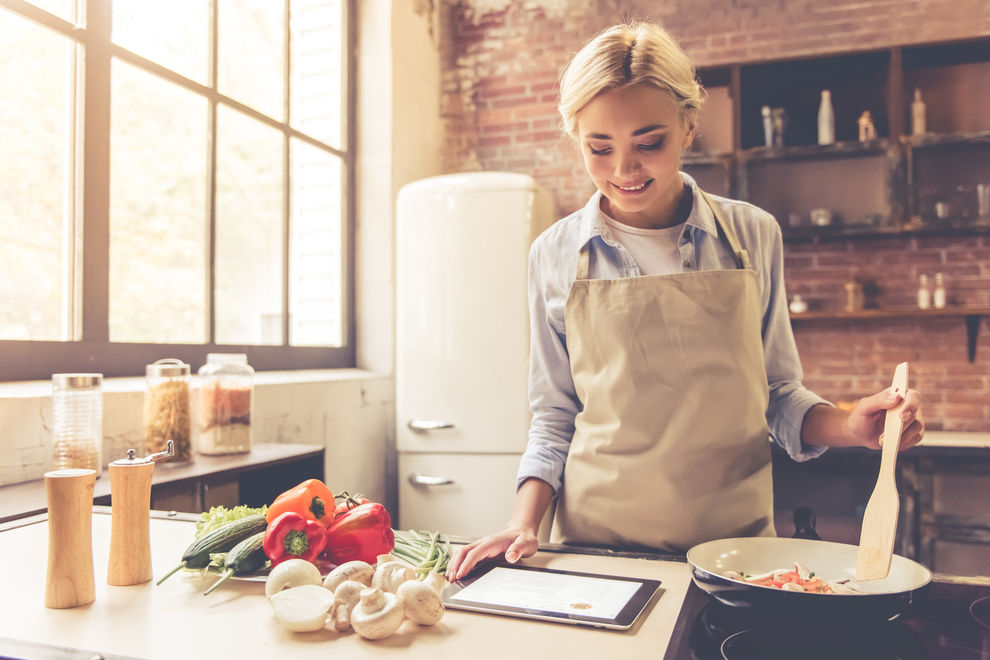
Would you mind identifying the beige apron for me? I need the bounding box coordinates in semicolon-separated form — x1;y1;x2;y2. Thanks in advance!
550;191;775;553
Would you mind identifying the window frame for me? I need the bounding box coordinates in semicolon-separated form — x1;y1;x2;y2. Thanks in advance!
0;0;356;380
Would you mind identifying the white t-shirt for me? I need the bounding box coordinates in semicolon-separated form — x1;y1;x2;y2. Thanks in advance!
601;212;685;276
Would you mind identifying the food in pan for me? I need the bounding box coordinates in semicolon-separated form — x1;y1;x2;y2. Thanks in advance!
723;562;864;594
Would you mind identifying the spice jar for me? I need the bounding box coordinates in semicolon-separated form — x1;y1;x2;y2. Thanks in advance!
197;353;253;455
51;373;104;476
144;359;192;464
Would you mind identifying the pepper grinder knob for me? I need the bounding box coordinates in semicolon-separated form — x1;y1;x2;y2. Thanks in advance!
107;440;173;586
45;468;97;608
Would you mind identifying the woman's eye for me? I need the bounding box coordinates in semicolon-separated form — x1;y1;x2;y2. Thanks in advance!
638;139;665;151
588;145;611;156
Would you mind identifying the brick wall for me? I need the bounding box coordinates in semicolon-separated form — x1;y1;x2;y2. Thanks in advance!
441;0;990;431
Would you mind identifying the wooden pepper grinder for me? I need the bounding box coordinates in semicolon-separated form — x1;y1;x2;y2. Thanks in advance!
107;440;173;586
45;468;98;608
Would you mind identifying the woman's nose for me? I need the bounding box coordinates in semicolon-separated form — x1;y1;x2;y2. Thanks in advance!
614;149;640;177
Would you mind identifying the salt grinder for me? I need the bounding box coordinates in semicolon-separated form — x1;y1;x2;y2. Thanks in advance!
107;440;173;586
45;468;98;609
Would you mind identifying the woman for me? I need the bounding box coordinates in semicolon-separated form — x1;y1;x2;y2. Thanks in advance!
446;21;924;580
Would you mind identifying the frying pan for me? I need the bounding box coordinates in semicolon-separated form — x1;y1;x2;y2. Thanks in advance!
686;508;932;621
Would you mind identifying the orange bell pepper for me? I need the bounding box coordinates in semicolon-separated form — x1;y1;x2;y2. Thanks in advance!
266;479;335;527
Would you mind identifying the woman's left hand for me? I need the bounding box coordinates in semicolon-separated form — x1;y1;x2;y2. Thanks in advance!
846;387;925;450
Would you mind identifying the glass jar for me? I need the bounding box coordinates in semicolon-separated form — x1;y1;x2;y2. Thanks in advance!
144;358;192;464
197;353;253;455
51;373;104;476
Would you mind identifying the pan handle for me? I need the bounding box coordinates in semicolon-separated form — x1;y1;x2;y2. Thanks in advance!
792;506;822;540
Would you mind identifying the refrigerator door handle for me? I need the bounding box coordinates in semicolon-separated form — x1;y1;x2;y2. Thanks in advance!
407;419;456;433
408;473;456;487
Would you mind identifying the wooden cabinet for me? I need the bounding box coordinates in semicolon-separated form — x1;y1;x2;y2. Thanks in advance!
0;443;325;522
683;36;990;241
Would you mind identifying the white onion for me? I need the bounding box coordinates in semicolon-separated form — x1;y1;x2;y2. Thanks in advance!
269;584;334;632
265;559;323;598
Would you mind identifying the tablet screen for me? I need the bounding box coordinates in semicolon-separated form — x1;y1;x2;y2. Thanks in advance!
443;563;662;630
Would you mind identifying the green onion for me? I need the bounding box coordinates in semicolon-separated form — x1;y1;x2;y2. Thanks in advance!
391;529;451;579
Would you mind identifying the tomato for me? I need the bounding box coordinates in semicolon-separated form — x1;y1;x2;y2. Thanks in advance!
333;491;371;520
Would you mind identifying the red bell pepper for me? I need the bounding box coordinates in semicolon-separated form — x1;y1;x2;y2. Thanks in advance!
323;502;395;565
266;478;335;527
263;511;328;567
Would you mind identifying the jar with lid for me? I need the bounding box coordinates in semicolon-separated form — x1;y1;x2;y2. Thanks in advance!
51;373;104;476
144;359;192;464
197;354;253;455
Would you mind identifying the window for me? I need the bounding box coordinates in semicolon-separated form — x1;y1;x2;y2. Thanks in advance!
0;0;353;380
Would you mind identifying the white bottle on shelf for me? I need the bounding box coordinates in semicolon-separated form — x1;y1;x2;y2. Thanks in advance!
818;90;835;145
911;88;927;136
917;274;931;310
933;272;946;309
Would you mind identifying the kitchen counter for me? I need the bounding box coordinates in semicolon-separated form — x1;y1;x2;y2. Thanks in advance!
0;509;693;659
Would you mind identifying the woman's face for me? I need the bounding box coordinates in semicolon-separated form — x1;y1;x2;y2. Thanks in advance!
575;83;694;229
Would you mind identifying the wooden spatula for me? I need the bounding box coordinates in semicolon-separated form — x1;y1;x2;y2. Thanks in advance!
856;361;909;581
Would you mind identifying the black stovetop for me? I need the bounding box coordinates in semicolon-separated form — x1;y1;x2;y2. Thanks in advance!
663;580;990;660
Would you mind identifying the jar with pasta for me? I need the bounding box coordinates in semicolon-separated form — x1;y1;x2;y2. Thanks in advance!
197;353;253;455
144;359;192;464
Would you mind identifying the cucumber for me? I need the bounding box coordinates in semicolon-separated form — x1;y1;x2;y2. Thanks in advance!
203;531;268;596
156;513;267;585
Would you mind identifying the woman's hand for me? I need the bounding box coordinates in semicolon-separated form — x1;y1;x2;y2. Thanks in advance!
445;526;540;582
846;387;925;450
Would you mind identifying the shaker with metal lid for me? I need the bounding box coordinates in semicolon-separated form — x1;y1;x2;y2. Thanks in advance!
144;358;192;464
107;440;174;586
51;373;104;476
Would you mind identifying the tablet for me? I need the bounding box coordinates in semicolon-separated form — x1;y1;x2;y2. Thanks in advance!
442;563;662;630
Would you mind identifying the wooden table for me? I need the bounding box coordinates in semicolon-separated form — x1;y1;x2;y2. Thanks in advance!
0;509;692;659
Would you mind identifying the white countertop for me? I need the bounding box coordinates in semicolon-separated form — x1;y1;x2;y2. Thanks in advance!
0;511;693;659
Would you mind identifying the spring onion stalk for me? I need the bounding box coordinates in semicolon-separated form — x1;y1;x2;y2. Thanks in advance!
391;529;451;579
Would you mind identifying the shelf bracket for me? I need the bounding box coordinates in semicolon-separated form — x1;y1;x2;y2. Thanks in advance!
965;314;981;363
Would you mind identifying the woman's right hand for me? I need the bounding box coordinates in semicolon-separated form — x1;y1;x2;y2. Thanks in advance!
445;526;540;581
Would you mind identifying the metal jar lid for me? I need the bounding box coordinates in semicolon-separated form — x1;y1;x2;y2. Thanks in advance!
146;358;190;378
51;373;103;389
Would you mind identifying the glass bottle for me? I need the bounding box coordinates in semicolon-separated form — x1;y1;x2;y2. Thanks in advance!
144;358;192;464
51;373;104;476
818;90;834;145
911;88;927;136
197;353;254;455
917;274;931;310
933;272;946;309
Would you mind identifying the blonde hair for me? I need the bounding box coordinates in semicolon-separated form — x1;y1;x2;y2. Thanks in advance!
558;21;705;136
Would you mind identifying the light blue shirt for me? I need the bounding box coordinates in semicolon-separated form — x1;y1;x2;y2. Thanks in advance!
518;173;831;493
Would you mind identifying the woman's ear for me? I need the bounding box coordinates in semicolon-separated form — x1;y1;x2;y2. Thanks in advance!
681;119;697;152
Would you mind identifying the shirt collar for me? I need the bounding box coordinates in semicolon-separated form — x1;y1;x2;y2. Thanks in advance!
575;172;719;251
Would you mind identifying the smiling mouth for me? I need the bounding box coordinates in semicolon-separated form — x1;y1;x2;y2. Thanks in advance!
613;179;653;193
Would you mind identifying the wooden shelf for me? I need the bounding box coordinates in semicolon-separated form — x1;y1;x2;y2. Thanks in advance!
790;307;990;362
741;139;895;162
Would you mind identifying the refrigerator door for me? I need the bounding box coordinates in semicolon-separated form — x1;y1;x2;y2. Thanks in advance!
398;452;521;536
396;173;554;454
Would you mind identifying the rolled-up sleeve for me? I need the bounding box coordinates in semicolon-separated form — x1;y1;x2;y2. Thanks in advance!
516;238;581;492
760;219;831;461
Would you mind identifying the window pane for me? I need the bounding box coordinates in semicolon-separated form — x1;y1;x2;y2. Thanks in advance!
111;0;209;84
109;60;209;343
290;140;342;347
0;12;72;341
291;0;343;148
216;105;284;345
218;0;284;120
25;0;77;23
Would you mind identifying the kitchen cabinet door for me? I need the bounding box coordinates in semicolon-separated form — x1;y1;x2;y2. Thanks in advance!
398;452;521;538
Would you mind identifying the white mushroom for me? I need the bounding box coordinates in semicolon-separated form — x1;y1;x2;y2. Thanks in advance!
323;560;374;592
328;579;366;632
350;587;405;640
780;581;805;592
372;560;416;593
422;571;449;595
398;579;446;625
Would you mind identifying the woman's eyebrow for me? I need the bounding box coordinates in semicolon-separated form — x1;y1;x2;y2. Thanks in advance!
584;124;668;140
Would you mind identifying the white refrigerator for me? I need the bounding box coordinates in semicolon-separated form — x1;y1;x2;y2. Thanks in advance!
395;172;555;537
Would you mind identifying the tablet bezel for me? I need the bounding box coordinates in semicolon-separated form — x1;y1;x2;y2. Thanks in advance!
441;562;662;630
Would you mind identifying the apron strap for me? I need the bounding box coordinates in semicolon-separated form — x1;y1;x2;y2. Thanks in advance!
576;242;591;280
699;190;752;271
